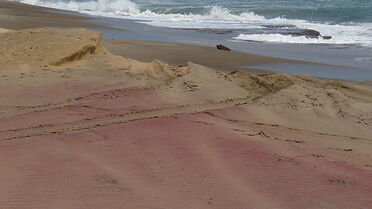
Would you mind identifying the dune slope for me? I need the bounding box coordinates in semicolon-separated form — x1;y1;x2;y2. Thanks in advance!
0;28;371;209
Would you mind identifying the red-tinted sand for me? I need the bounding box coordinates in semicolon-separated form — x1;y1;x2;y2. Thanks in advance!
0;27;371;209
0;80;371;209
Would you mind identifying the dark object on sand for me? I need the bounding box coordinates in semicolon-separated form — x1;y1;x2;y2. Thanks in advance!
322;36;332;40
216;44;231;51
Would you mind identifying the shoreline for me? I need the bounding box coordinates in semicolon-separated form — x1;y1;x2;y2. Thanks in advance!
2;0;371;81
0;0;303;74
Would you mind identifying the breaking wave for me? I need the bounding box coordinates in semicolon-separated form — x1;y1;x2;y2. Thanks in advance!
13;0;372;46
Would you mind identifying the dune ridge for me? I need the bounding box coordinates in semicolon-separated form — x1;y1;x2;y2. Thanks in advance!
1;28;371;137
0;28;371;209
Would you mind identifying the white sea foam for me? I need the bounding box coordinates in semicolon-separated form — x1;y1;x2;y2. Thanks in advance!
13;0;372;46
354;57;372;63
234;31;372;46
232;18;372;46
20;0;141;14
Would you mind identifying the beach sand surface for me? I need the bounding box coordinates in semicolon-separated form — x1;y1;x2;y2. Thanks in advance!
0;2;371;209
0;27;371;209
0;28;11;33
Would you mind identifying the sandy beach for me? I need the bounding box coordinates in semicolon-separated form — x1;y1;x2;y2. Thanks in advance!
0;1;372;209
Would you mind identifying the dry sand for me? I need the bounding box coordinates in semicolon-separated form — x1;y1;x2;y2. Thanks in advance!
0;28;11;33
0;27;371;209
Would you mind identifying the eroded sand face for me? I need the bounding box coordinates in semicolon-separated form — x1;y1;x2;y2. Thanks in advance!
0;28;371;209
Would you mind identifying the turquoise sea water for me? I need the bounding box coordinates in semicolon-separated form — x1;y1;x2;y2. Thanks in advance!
134;0;372;23
13;0;372;46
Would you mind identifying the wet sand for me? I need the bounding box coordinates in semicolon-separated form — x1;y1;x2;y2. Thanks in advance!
103;38;299;72
0;0;103;29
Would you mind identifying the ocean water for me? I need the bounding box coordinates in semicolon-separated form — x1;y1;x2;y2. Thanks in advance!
13;0;372;46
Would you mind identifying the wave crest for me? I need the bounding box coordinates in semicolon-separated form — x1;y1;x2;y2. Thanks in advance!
11;0;372;46
19;0;140;14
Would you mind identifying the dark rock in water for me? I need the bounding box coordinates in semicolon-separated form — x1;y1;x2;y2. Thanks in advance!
264;24;297;29
304;29;321;38
216;44;231;51
204;29;233;34
288;29;321;39
322;36;332;40
183;28;233;34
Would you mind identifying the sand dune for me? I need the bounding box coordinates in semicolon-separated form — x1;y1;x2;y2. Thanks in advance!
0;28;102;68
227;71;372;138
0;28;371;209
